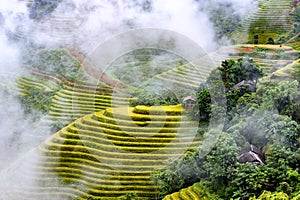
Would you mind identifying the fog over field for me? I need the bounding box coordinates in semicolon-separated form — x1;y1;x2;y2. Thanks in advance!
0;0;270;199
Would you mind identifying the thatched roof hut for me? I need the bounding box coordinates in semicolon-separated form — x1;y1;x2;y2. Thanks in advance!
232;80;256;92
238;144;265;165
182;95;197;110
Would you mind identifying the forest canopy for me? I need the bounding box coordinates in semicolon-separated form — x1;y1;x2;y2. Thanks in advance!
151;58;300;200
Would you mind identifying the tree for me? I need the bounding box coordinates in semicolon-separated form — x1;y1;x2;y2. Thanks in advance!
227;163;265;199
28;48;81;81
19;87;53;114
195;58;263;123
207;59;236;91
227;152;300;200
151;64;300;199
150;150;206;199
203;132;240;195
267;115;300;151
205;2;242;44
196;86;211;121
256;79;300;122
129;88;180;106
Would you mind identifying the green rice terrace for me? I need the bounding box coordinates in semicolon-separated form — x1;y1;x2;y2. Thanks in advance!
3;104;199;199
232;0;293;44
9;47;204;199
1;0;300;200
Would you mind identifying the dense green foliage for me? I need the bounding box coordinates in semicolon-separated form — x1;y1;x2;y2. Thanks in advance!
208;58;263;91
27;48;81;81
150;150;205;199
223;79;300;199
129;88;180;106
19;87;53;114
196;86;211;121
7;0;300;199
118;192;139;200
151;57;300;199
206;2;242;44
17;48;300;199
196;58;263;121
227;145;300;199
151;132;241;199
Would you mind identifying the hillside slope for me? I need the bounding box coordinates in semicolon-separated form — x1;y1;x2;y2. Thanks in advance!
232;0;293;44
0;105;201;199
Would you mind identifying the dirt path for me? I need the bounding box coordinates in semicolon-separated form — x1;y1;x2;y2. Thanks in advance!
284;32;300;44
66;47;125;89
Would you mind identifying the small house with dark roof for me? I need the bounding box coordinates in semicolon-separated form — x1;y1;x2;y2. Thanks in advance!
232;80;256;92
182;95;197;110
238;144;265;165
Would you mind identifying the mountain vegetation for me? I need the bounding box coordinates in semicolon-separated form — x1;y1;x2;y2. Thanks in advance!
152;65;300;200
1;0;300;199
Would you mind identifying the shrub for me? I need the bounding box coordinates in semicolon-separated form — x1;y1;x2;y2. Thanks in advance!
28;48;81;81
19;87;53;114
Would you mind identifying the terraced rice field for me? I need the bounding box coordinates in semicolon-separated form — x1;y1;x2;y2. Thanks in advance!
16;1;83;44
48;83;128;124
232;0;293;44
10;47;211;199
3;0;300;199
271;58;300;78
163;182;210;200
149;54;221;90
16;76;57;96
105;49;204;90
150;43;299;90
2;105;200;199
16;44;297;128
12;36;299;200
16;69;130;126
216;44;299;73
